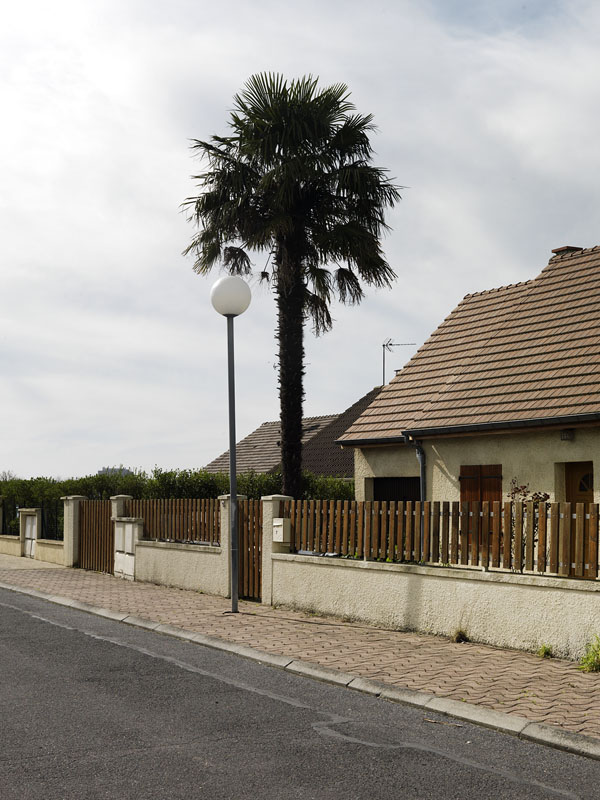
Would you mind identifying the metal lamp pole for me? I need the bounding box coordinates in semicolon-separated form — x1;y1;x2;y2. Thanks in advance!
211;276;251;613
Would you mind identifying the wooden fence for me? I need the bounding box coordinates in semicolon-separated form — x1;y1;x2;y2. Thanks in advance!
79;500;113;573
238;499;262;601
125;498;220;545
280;500;600;580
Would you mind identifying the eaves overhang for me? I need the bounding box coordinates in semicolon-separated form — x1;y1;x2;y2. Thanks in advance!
337;412;600;448
336;435;409;448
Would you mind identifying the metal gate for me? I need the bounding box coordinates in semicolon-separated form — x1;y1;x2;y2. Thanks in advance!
238;499;262;601
79;500;114;573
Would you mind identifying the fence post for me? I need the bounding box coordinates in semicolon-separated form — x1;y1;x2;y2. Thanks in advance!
261;494;293;607
61;495;87;567
110;495;132;519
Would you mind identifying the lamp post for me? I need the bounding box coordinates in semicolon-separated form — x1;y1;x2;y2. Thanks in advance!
211;275;251;613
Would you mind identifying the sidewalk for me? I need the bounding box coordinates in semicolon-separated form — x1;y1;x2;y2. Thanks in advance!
1;554;600;753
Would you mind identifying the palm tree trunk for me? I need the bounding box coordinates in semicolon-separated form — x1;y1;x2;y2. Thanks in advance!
276;265;305;499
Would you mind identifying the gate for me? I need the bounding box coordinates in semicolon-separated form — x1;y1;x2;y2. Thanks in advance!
238;499;262;601
79;500;114;573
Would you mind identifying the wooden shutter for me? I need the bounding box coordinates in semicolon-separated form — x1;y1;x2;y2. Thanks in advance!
460;465;502;503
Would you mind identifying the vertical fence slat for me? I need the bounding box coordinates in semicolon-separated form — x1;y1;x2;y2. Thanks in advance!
525;501;534;572
575;502;585;578
558;502;571;577
470;501;480;566
589;503;599;580
356;501;364;558
514;502;524;572
491;501;500;568
537;502;547;573
348;500;355;557
431;501;440;564
481;501;490;568
414;501;422;562
460;502;469;565
423;501;431;562
404;501;413;561
449;503;459;564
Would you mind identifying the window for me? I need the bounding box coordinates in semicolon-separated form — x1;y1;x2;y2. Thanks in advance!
459;464;502;503
373;477;421;502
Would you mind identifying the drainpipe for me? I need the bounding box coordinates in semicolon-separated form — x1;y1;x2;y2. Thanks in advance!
405;437;426;556
414;442;426;502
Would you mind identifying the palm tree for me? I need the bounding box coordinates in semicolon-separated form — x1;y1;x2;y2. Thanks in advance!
184;73;400;498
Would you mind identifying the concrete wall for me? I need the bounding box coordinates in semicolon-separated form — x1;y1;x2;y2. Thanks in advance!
0;535;22;557
35;540;65;565
355;427;600;502
270;554;600;660
135;541;227;595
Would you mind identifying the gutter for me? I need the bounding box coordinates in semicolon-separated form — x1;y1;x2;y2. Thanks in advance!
337;412;600;447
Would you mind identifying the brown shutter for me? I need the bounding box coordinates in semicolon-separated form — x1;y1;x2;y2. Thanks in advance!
460;465;481;502
481;465;502;503
460;465;502;503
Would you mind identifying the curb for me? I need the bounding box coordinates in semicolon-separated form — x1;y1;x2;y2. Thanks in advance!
2;580;600;762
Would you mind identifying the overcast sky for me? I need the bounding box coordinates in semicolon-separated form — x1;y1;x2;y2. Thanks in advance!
2;0;599;478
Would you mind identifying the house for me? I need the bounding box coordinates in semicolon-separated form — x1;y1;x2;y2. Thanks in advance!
338;245;600;504
204;386;381;478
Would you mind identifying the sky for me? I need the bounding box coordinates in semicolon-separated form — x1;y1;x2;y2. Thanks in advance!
2;0;600;478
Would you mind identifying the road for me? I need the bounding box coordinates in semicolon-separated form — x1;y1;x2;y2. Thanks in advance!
0;587;598;799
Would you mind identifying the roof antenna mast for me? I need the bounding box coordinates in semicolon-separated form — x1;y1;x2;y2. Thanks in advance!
382;339;415;385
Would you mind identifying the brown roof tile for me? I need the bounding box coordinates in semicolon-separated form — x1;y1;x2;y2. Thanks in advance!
340;247;600;443
205;387;381;477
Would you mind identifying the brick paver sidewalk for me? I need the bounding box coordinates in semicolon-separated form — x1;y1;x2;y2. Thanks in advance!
1;558;599;740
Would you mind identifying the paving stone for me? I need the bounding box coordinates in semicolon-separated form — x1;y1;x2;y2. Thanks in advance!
1;560;600;744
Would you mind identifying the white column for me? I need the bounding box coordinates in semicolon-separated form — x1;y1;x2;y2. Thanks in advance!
61;495;87;567
261;495;293;606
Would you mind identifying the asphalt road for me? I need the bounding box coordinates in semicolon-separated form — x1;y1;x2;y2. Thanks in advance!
0;588;599;799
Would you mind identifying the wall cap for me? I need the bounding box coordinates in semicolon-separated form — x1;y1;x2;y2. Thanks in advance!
271;553;600;593
261;494;293;501
136;540;221;555
60;495;87;501
110;494;133;501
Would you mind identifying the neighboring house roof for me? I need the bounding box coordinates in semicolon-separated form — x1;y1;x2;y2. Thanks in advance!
204;416;336;474
340;245;600;445
205;387;381;476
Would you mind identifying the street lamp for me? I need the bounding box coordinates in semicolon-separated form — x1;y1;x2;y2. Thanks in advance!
211;275;251;613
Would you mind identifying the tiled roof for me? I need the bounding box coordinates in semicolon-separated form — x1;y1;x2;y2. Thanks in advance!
340;246;600;443
301;386;382;476
204;415;337;474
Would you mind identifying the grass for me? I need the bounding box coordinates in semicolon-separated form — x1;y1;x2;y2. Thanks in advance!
578;635;600;672
537;643;553;659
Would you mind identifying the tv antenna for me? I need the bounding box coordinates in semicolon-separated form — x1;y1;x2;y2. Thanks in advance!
382;338;415;385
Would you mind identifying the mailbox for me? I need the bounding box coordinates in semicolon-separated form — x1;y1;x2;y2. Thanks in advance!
272;517;291;544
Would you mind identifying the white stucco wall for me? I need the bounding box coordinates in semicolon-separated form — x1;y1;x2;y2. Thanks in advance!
35;540;65;565
135;540;229;596
271;554;600;659
354;427;600;502
0;535;22;557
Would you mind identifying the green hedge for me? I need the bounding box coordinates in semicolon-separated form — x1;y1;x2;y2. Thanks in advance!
0;468;354;506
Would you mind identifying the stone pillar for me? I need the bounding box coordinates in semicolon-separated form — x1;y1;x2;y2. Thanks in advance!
114;517;143;580
0;497;3;535
19;508;41;558
218;494;247;599
261;495;293;606
110;494;132;519
61;496;87;567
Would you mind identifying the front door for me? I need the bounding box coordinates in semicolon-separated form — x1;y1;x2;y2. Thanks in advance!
565;462;594;504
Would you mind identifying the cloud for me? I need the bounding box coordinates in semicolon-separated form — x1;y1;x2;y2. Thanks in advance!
1;0;599;476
